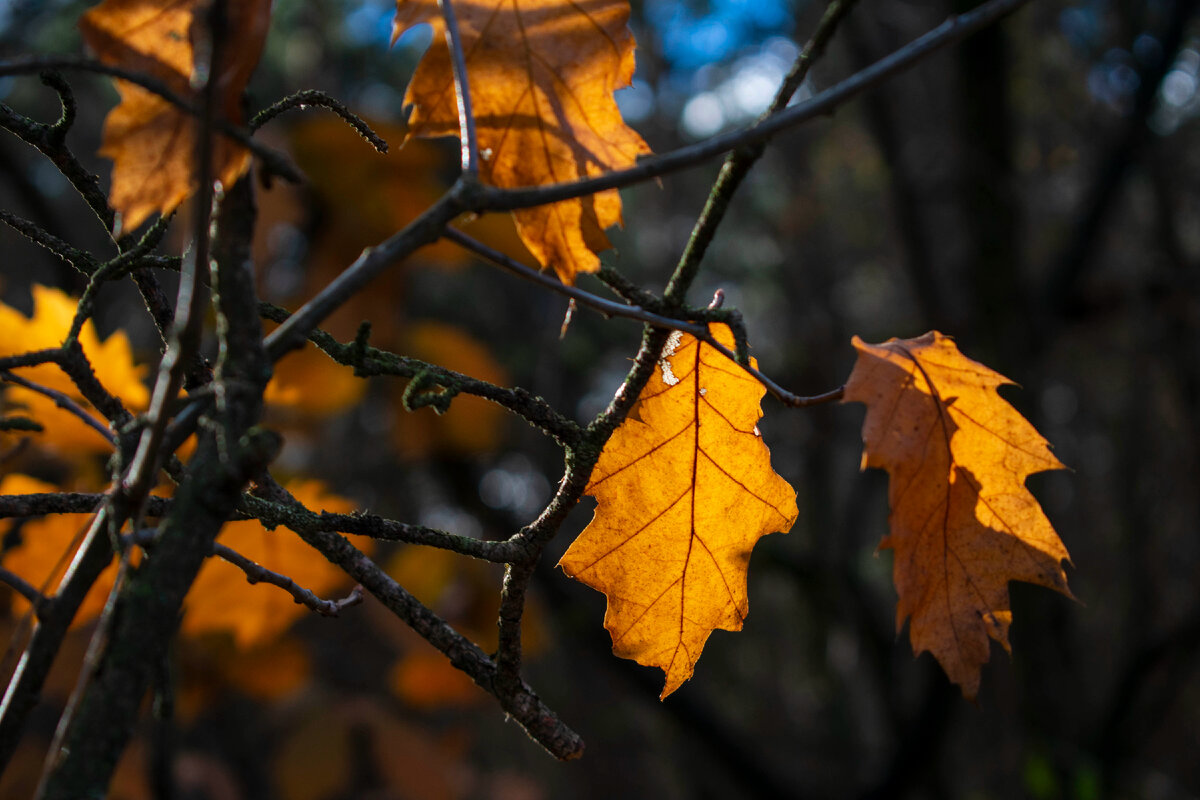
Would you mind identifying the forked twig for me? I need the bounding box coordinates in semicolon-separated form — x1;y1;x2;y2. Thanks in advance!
212;542;364;616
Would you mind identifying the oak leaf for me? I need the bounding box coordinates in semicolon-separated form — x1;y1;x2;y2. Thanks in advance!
393;0;651;284
79;0;272;232
559;325;798;697
843;331;1072;699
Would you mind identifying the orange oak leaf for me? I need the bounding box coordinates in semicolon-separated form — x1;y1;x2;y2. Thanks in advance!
559;325;798;697
79;0;272;232
393;0;651;284
842;331;1072;699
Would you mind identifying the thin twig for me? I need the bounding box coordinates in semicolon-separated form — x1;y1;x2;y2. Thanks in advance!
250;473;584;759
692;334;846;408
263;191;464;361
0;210;99;274
439;0;480;174
249;89;388;153
445;228;709;331
120;17;223;502
212;542;364;616
0;371;115;445
241;492;519;563
259;301;583;446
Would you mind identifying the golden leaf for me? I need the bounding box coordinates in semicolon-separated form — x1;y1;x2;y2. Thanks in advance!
393;0;651;284
559;325;797;697
843;331;1072;699
0;285;148;454
79;0;272;232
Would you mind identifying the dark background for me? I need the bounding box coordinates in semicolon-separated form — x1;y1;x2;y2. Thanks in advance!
1;0;1198;797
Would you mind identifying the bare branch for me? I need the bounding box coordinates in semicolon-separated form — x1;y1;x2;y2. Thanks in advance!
259;301;583;446
0;210;99;274
667;0;860;304
262;191;465;361
445;228;710;332
0;493;171;519
240;492;519;564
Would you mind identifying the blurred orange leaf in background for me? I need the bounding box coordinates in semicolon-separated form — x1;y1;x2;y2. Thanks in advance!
181;479;365;648
0;474;116;626
263;340;366;420
392;321;509;458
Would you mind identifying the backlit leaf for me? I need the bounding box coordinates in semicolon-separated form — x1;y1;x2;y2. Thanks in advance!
79;0;272;232
393;0;651;284
843;331;1072;698
559;325;797;697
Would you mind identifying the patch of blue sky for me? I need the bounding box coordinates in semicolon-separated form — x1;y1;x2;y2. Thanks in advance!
342;0;396;47
645;0;796;71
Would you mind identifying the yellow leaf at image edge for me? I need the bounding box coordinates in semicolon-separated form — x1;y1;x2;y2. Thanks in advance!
559;325;797;697
0;285;148;454
842;331;1072;699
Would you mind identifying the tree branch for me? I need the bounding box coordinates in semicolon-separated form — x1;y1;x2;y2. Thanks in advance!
249;89;387;153
471;0;1032;213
